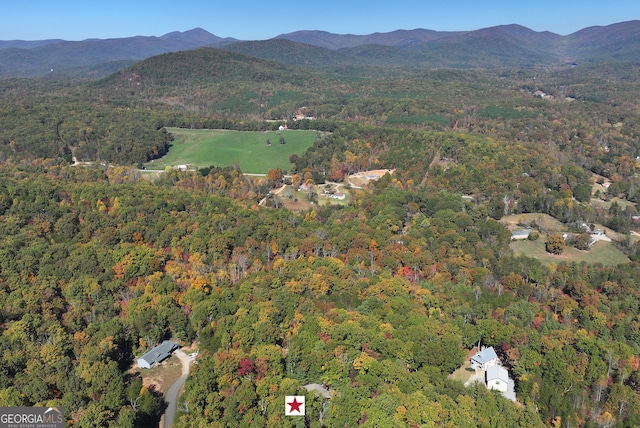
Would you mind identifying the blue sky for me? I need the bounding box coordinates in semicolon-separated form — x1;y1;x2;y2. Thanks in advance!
4;0;640;41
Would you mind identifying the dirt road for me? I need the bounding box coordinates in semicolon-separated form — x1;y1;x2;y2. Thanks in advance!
162;350;191;428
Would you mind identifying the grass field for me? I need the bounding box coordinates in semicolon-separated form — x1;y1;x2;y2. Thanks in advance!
511;239;629;266
591;196;636;210
500;213;567;233
147;128;320;173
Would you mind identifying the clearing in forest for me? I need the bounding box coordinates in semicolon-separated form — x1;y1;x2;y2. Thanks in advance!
347;169;393;188
136;354;183;394
510;238;629;266
147;128;319;173
502;213;630;265
500;213;566;233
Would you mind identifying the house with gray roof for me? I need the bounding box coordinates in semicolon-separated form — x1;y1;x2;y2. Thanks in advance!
304;383;331;399
470;346;499;371
486;365;509;392
137;340;179;369
486;365;516;401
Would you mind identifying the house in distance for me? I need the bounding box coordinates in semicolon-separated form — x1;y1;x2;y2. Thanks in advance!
137;340;179;369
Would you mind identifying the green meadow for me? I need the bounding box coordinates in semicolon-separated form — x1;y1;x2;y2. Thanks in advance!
147;128;320;173
510;238;629;266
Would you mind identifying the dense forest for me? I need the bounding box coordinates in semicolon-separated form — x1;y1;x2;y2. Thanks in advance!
0;39;640;428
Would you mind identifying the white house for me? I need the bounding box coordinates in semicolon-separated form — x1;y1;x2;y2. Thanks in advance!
137;340;178;369
510;229;531;240
486;365;509;393
470;347;499;371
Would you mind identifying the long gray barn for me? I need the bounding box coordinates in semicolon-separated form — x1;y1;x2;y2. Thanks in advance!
137;340;179;369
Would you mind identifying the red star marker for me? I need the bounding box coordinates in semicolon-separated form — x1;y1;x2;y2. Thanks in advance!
288;397;302;412
285;395;305;416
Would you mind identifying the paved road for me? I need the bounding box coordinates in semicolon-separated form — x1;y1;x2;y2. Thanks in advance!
163;350;191;428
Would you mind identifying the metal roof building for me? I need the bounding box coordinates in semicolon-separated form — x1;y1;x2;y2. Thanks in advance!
137;340;178;369
470;346;499;370
486;365;510;393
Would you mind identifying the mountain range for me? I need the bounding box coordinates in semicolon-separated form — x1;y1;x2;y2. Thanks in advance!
2;21;640;78
0;28;238;78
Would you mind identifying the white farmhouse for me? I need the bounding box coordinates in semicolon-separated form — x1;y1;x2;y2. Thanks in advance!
470;346;499;371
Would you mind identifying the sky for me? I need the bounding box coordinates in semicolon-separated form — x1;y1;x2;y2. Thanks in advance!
3;0;640;41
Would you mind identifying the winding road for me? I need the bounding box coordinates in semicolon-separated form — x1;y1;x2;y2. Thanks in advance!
163;350;191;428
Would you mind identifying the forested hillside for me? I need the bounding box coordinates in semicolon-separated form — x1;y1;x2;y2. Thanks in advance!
0;34;639;428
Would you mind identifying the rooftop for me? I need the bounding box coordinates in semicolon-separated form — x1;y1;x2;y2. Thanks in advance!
471;346;498;364
486;365;509;383
304;383;331;399
139;340;178;365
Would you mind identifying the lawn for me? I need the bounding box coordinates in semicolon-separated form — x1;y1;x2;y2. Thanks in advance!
449;362;475;384
510;238;629;266
147;128;320;173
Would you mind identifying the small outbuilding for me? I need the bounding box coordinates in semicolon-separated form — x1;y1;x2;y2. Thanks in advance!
486;365;509;393
137;340;179;369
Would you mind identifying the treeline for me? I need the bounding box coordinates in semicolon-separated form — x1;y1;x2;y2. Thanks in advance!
0;100;172;164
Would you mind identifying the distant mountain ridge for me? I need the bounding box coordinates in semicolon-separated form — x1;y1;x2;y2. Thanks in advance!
2;21;640;77
273;21;632;51
263;21;640;70
273;28;464;49
0;28;239;78
0;39;66;50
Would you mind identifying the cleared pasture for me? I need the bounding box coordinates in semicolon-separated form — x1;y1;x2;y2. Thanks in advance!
502;212;629;265
510;238;629;266
148;128;319;173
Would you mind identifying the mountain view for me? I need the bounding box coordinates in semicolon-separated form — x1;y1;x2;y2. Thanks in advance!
2;21;640;77
1;18;640;428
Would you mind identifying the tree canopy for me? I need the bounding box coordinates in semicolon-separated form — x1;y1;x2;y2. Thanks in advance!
1;49;640;428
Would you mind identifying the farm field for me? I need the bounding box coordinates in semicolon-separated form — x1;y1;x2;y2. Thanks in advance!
147;128;320;173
